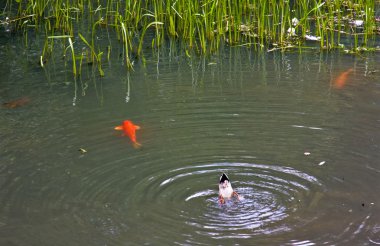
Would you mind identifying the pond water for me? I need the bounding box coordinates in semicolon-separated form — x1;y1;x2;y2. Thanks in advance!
1;32;380;245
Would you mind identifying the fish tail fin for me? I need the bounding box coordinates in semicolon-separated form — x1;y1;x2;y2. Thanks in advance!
114;126;123;130
135;125;141;130
133;142;142;149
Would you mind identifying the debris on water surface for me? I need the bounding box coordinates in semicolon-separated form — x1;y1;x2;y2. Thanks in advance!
350;20;364;27
318;161;326;166
305;34;321;41
78;148;87;154
304;152;311;156
292;17;299;26
287;27;296;36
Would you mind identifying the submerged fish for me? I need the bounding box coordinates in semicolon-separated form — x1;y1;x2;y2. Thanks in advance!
334;68;354;89
218;173;240;204
114;120;141;148
2;97;30;109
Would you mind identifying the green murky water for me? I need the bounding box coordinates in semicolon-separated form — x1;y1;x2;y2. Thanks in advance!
1;32;380;245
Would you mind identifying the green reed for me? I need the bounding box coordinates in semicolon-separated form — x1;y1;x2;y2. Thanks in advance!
79;33;105;76
3;0;378;76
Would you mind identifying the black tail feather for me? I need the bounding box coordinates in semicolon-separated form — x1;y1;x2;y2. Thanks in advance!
219;173;229;183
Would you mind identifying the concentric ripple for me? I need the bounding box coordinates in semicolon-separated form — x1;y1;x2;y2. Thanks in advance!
124;162;322;243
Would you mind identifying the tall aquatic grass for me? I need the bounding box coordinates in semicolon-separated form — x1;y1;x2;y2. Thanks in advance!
3;0;378;75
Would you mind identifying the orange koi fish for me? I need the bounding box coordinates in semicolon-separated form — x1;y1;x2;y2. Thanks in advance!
114;120;141;148
2;97;30;109
334;68;354;89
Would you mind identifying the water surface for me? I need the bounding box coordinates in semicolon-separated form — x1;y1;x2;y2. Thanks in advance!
1;34;380;245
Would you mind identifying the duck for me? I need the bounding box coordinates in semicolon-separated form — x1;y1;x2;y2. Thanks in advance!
218;173;240;204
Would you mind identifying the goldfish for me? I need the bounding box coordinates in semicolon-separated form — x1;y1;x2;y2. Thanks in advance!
2;97;30;109
334;68;354;89
218;173;240;204
114;120;141;148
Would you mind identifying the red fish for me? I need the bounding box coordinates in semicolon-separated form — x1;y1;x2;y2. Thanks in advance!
2;97;30;109
334;68;354;89
114;120;141;148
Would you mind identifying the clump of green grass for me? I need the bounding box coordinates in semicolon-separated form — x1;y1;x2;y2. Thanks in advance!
3;0;378;76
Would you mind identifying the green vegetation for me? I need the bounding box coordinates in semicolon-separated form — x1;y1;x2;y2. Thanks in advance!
1;0;379;76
